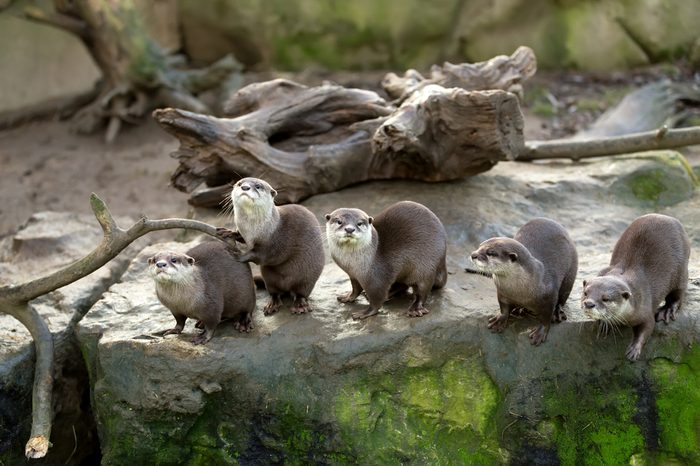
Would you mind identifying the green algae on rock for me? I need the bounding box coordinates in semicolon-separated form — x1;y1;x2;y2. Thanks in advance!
335;356;505;464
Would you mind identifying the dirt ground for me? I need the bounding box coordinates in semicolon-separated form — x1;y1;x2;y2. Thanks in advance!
0;67;698;238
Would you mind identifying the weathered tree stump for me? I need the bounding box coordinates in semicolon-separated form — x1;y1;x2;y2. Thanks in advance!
154;78;524;205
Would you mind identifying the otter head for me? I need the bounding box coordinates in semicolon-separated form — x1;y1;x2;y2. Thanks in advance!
147;251;196;285
581;276;633;323
324;208;373;250
231;177;277;213
470;238;521;276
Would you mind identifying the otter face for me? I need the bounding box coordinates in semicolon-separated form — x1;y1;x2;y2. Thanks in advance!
232;177;277;210
147;251;195;284
470;238;520;275
581;276;632;323
325;208;373;249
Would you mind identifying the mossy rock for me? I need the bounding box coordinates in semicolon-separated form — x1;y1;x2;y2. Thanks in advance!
609;151;697;207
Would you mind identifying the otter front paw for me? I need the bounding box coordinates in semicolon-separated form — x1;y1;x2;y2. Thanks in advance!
216;227;245;243
552;305;567;323
655;302;679;324
406;305;430;317
292;296;312;314
487;314;509;333
191;331;213;345
625;342;643;361
337;292;358;303
263;296;282;316
528;324;549;345
233;315;254;333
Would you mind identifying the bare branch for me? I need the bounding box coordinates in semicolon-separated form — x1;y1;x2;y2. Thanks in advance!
0;194;239;458
1;303;54;459
519;126;700;161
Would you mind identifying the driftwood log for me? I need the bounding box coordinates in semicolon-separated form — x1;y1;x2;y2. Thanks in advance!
152;46;700;207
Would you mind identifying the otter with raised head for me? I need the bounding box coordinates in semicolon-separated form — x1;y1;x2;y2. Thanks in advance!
218;177;325;315
325;201;447;320
470;218;578;345
581;213;690;361
148;241;256;345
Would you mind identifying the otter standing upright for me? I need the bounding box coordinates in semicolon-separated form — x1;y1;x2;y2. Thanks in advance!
326;201;448;320
219;177;325;315
581;214;690;361
148;241;256;345
470;218;578;345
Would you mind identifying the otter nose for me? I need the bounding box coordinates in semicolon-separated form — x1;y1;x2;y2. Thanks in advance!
156;260;168;269
344;226;356;234
240;184;251;191
583;299;596;309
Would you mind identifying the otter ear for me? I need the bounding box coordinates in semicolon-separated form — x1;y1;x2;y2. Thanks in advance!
368;217;373;225
147;256;155;265
185;255;195;265
621;291;630;300
508;252;518;262
270;188;277;198
325;214;331;221
582;279;587;288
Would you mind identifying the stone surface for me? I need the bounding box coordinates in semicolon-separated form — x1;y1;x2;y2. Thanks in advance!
0;212;139;465
76;151;700;464
0;10;100;114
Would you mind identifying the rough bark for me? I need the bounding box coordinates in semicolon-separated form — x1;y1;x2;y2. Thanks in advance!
382;46;537;102
372;85;524;180
0;194;238;458
23;0;240;142
154;80;525;205
154;80;394;205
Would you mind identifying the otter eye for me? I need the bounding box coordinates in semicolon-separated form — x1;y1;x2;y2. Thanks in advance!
486;250;497;257
255;184;262;189
336;219;343;225
602;297;609;302
171;258;178;264
357;221;364;227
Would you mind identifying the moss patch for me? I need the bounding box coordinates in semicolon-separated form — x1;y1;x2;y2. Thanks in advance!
614;152;696;206
335;356;504;464
544;378;645;466
651;347;700;463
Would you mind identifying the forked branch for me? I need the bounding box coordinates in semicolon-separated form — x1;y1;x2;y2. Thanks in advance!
0;194;236;459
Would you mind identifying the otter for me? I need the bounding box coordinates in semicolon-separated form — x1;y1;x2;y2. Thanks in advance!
581;213;690;361
148;241;256;345
325;201;448;320
217;177;325;315
470;218;578;345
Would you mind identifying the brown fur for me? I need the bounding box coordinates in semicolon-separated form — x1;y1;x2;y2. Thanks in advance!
470;218;578;345
148;241;256;345
581;214;690;361
221;177;325;315
326;201;448;320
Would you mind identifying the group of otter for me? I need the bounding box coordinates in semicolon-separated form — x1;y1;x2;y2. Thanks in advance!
148;177;690;362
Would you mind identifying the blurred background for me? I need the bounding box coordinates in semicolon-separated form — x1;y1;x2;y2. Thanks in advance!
2;0;699;115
